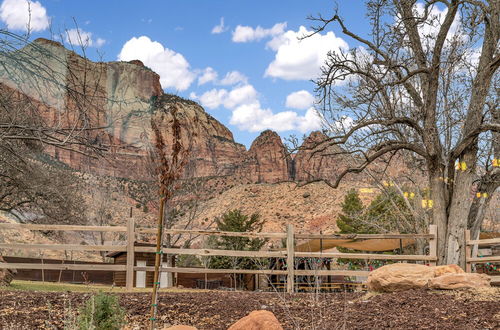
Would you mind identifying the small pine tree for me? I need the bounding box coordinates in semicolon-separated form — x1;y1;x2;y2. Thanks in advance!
207;210;267;288
77;292;126;330
365;189;413;233
336;189;369;234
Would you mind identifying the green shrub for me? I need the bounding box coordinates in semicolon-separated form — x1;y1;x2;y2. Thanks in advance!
77;292;126;330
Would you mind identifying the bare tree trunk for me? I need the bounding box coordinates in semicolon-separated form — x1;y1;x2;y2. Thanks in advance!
446;166;475;267
429;171;448;264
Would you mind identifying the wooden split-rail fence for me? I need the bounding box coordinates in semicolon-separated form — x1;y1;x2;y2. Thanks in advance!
465;229;500;284
0;220;495;291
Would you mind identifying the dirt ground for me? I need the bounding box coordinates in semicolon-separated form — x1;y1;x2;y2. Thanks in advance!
0;288;498;329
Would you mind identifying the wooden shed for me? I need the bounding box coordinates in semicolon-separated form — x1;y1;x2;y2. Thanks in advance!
106;243;254;289
107;242;176;288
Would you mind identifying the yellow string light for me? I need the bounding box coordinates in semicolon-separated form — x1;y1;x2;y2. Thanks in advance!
421;199;433;209
455;161;467;171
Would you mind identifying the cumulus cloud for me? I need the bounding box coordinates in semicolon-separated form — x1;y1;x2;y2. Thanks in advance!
118;36;196;91
198;67;218;85
196;81;323;133
232;22;287;43
198;88;228;109
197;84;257;110
219;70;248;85
285;90;315;110
211;17;228;34
230;102;322;133
197;69;247;86
65;28;105;47
265;26;349;81
0;0;49;32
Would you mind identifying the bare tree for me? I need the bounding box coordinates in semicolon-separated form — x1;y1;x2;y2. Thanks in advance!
304;0;499;266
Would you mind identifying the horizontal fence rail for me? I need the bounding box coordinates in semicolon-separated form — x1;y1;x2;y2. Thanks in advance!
294;252;437;261
0;223;127;232
136;227;286;239
294;233;434;239
0;220;439;292
134;246;287;258
465;229;500;283
0;263;126;271
0;243;126;252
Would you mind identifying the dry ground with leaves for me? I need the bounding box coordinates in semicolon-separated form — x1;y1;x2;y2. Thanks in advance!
0;288;498;329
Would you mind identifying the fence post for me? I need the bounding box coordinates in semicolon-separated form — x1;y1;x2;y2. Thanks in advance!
286;223;295;293
126;217;135;291
428;225;437;266
465;229;471;273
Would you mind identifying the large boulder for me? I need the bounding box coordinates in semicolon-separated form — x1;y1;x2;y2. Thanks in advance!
428;273;491;290
228;310;283;330
433;264;464;277
0;256;16;286
367;263;435;292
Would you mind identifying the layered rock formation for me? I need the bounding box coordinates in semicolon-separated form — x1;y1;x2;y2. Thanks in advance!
10;38;422;192
294;131;348;183
0;38;351;184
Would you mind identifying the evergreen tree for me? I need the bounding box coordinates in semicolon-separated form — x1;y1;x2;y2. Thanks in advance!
365;189;413;233
207;209;267;274
336;189;369;234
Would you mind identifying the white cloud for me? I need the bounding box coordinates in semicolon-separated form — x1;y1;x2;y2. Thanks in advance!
230;102;322;133
198;67;218;85
198;88;228;109
118;36;196;91
0;0;49;32
232;22;287;43
219;71;248;85
211;17;227;34
65;28;105;48
197;84;257;110
297;108;323;132
95;38;106;47
265;26;349;81
197;82;322;134
224;84;258;108
285;90;315;110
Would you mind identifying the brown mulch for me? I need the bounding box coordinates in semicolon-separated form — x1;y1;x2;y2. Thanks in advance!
0;289;499;329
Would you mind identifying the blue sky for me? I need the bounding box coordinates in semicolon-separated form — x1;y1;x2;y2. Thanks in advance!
0;0;370;148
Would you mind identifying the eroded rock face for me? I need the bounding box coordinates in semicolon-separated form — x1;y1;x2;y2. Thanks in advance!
294;131;347;183
1;39;350;184
228;310;283;330
428;273;491;290
367;263;435;292
245;130;291;183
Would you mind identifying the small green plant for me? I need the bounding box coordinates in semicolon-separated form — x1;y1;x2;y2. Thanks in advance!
77;292;126;330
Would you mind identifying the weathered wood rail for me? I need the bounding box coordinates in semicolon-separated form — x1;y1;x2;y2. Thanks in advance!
465;230;500;284
0;220;438;292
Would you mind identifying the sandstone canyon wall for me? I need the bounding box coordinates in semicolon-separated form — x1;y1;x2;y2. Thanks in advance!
0;38;355;184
